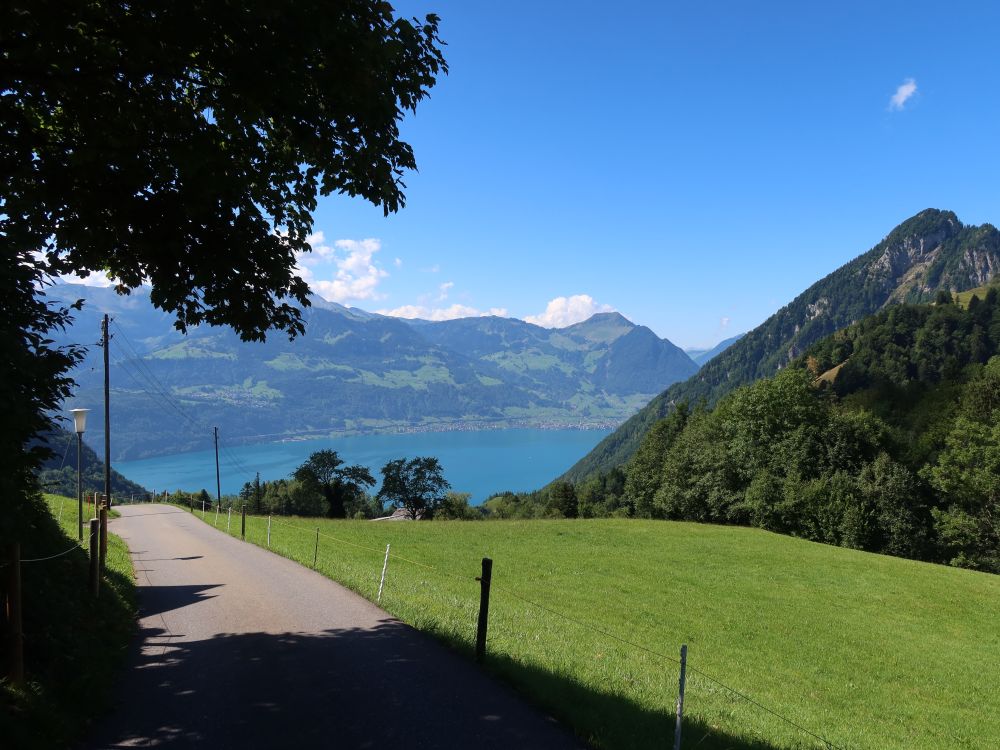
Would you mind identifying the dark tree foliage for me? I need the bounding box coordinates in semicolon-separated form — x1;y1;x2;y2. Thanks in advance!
294;450;375;518
377;457;450;519
1;260;84;537
609;291;1000;572
2;1;446;530
3;1;447;339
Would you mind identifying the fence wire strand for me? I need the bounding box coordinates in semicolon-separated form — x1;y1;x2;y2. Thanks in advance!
193;507;842;750
490;581;841;750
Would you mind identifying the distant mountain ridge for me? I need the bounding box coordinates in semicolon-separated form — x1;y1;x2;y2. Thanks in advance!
686;334;745;366
560;209;1000;483
50;288;697;460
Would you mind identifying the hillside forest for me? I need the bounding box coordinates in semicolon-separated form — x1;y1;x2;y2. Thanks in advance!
488;288;1000;574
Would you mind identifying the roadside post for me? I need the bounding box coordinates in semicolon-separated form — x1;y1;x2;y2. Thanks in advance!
89;519;100;598
4;543;24;685
674;644;687;750
475;557;493;663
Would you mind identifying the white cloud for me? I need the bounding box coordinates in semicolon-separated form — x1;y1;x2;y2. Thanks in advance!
394;257;403;267
720;316;731;328
377;303;509;321
524;295;614;328
437;281;454;301
295;232;388;303
58;269;115;288
889;78;917;111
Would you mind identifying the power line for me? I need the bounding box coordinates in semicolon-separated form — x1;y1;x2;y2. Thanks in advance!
110;324;257;481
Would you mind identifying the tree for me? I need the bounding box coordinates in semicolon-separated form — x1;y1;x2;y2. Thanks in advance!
1;263;84;538
377;457;450;520
293;450;375;518
546;481;578;519
925;417;1000;572
3;2;446;528
5;1;447;338
436;492;481;521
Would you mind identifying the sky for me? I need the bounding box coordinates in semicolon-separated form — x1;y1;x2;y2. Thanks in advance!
73;1;1000;349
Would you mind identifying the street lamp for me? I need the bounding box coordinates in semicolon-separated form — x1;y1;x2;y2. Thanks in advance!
71;408;89;540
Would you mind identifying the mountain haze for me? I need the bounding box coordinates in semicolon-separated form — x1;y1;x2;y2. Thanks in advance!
561;209;1000;483
51;287;696;460
686;334;745;366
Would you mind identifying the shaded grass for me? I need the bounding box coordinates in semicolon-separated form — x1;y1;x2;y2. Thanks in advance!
0;494;136;749
186;506;1000;750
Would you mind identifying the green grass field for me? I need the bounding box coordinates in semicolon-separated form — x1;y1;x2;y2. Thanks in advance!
1;495;135;749
180;505;1000;750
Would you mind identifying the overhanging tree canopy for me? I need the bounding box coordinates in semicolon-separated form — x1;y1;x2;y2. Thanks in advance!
1;1;447;530
3;0;447;339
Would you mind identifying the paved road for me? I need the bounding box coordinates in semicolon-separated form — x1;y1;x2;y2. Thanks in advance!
83;504;582;749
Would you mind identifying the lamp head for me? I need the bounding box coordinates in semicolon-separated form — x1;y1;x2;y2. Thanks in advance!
70;408;89;434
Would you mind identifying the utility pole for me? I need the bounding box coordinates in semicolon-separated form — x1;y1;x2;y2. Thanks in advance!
102;314;111;508
214;426;221;508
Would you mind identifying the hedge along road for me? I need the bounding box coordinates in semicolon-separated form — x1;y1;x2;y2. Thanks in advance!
84;504;582;749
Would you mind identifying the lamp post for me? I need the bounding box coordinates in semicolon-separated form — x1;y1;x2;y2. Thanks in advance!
71;408;89;540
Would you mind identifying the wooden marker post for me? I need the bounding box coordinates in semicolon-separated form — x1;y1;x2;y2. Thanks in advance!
99;503;108;571
313;528;320;569
475;557;493;663
674;644;687;750
241;505;246;540
89;519;100;598
5;544;24;685
267;516;271;548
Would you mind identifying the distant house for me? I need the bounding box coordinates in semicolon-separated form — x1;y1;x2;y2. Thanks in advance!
371;507;425;521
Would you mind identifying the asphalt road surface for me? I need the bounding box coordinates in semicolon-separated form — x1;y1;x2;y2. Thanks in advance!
83;504;582;749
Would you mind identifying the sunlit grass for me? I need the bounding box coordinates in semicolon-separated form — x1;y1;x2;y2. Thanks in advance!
185;505;1000;750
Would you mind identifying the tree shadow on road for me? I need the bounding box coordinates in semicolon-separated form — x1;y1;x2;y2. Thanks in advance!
82;585;796;750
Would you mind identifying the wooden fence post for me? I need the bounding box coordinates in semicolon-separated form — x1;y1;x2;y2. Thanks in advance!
99;503;108;571
5;543;24;685
674;644;687;750
313;528;320;570
475;557;493;663
89;519;100;598
241;505;246;540
267;516;271;548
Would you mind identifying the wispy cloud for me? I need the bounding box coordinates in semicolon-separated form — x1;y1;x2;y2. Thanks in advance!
295;233;388;303
524;295;614;328
889;78;917;111
437;281;454;301
720;316;731;328
377;303;509;321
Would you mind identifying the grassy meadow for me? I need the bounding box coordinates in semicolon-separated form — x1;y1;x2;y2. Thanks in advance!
1;495;135;749
180;505;1000;750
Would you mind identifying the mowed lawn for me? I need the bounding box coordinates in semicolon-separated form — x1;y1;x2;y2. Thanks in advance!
181;505;999;750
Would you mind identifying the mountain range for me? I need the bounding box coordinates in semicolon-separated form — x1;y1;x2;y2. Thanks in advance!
684;334;744;366
48;287;699;460
561;209;1000;483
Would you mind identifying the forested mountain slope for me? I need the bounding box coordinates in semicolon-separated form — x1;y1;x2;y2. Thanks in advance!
50;287;694;460
617;286;1000;572
561;209;1000;483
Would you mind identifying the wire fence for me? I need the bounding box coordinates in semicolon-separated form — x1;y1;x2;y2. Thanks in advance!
179;503;846;749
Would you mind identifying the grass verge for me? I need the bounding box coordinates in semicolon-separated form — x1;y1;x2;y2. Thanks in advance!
1;494;136;749
182;504;999;750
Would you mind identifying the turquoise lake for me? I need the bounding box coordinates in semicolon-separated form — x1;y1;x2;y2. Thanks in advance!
115;428;611;503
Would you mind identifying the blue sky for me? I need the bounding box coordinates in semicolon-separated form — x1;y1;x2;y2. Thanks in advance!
73;2;1000;348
